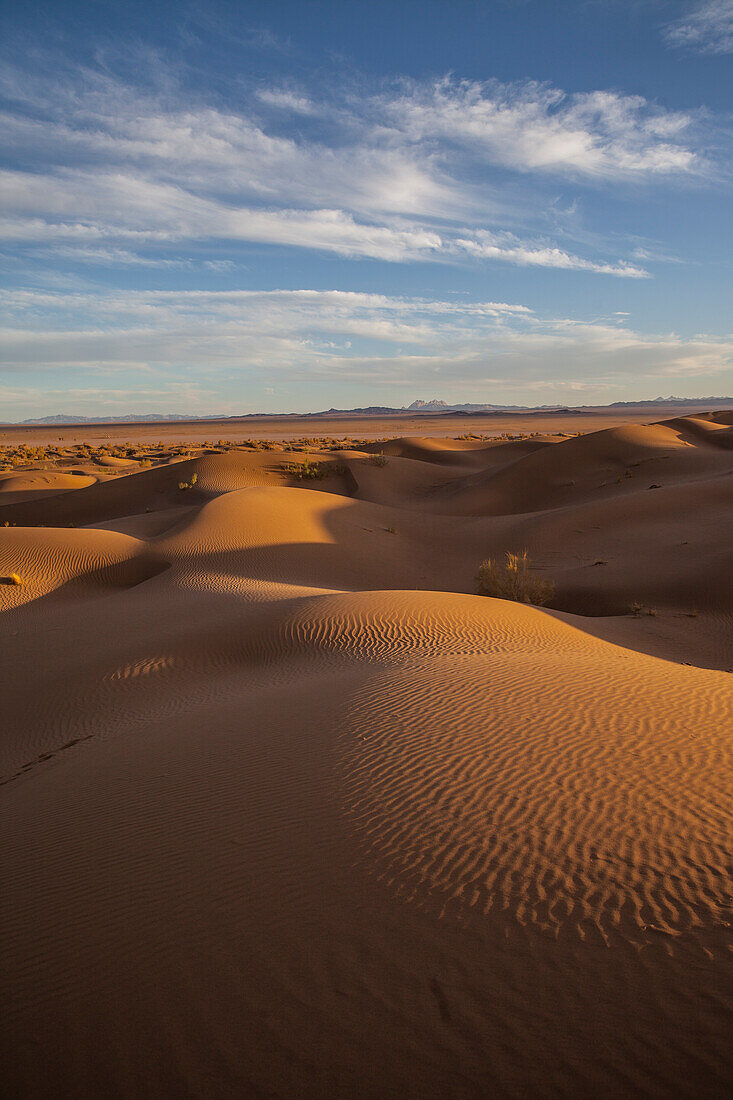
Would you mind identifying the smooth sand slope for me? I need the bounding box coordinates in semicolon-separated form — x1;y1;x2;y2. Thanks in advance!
1;412;732;1097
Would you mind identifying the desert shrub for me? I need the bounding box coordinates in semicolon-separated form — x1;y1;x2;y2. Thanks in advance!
178;472;198;491
280;454;325;480
370;452;388;467
476;550;554;606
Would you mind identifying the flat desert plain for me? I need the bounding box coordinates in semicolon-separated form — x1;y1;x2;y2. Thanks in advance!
1;408;732;1097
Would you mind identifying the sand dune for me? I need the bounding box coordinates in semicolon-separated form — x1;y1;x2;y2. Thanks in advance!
0;469;97;505
91;454;137;468
427;420;733;516
0;526;161;610
1;413;731;1097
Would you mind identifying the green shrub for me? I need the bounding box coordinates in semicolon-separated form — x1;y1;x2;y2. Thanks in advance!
280;454;325;480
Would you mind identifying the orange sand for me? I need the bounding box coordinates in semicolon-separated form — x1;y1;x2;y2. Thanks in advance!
1;411;731;1096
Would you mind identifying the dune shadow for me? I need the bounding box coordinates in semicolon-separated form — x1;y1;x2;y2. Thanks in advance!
0;555;172;616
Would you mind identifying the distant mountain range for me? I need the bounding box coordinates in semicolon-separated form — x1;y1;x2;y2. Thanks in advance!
12;395;733;425
16;400;559;423
15;413;202;425
606;395;733;408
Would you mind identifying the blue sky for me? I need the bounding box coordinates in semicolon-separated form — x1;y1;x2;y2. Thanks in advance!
1;0;732;417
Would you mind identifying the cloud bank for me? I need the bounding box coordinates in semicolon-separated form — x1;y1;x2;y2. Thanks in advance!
2;288;730;416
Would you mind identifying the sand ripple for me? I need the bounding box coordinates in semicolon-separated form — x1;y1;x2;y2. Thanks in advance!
338;646;732;946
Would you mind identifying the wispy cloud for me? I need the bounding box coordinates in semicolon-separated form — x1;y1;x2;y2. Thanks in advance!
0;62;705;275
0;168;652;272
663;1;733;54
256;88;317;114
453;232;649;277
2;288;730;416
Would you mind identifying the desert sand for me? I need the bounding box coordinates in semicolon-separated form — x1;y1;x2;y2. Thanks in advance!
1;409;732;1097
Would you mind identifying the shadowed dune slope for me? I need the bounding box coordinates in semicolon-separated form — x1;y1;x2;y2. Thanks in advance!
0;449;353;529
514;472;733;616
430;421;733;516
340;452;467;507
366;434;553;467
0;457;201;527
1;413;732;1097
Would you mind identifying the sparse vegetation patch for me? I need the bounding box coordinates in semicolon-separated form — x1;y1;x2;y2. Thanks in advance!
280;454;326;480
476;551;554;606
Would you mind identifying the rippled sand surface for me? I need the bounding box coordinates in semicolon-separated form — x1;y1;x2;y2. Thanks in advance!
2;413;732;1096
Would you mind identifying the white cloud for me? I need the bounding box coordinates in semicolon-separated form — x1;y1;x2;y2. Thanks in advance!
380;79;704;180
0;91;459;220
0;187;444;264
0;65;709;276
453;232;649;277
1;289;730;402
221;207;443;261
256;88;317;114
664;1;733;54
35;245;191;268
0;168;650;273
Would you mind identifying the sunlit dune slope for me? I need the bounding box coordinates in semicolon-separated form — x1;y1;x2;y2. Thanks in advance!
1;412;732;1097
2;585;731;1096
0;469;97;505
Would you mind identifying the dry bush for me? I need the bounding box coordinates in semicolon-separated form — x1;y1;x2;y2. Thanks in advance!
280;454;325;480
369;452;388;467
476;551;554;606
178;472;198;491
